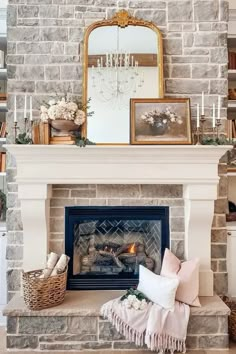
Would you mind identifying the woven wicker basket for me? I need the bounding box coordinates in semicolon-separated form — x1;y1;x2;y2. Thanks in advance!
222;297;236;342
22;269;67;311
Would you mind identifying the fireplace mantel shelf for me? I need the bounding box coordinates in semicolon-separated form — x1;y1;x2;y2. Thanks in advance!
5;144;230;185
5;144;230;295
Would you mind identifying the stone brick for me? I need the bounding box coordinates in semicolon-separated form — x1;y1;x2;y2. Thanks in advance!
212;244;227;259
6;245;23;260
218;176;227;198
90;199;106;206
7;55;24;65
164;39;182;55
8;27;40;41
97;185;140;198
8;5;17;26
39;5;58;18
211;48;228;64
50;218;64;233
192;64;218;78
39;334;97;342
68;28;84;42
41;27;68;41
214;198;228;214
61;65;82;80
40;343;82;350
7;231;23;245
99;321;124;340
211;260;217;272
219;260;227;272
198;23;212;31
7;335;38;349
67;316;97;334
52;189;69;198
36;81;73;93
212;214;226;228
17;42;51;54
166;79;209;94
113;341;143;349
171;64;191;78
194;0;219;21
184;48;209;55
214;273;228;295
210;79;228;95
65;43;80;55
16;66;44;80
7;269;21;291
49;240;64;254
7;317;18;334
171;56;209;63
194;33;219;47
45;66;60;80
19;316;67;334
211;229;227;243
71;189;96;198
220;0;229;22
18;5;39;18
141;185;182;198
183;33;194;47
168;1;193;21
188;316;219;334
80;342;112;350
134;10;166;26
186;335;198;349
129;1;166;9
59;6;75;18
199;334;228;349
7;210;23;231
171;240;184;259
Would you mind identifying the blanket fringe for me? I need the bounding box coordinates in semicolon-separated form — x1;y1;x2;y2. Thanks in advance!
101;304;186;353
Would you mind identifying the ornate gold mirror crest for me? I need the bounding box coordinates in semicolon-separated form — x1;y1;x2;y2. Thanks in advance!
82;10;164;144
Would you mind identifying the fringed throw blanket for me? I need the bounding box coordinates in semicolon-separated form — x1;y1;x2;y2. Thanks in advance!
101;297;190;353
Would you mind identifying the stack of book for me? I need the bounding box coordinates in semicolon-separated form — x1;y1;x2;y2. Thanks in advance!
231;120;236;139
50;136;75;145
229;51;236;70
0;94;7;111
0;152;6;172
0;122;6;138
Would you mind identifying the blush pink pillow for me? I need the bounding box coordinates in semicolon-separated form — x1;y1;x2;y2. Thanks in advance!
160;248;201;307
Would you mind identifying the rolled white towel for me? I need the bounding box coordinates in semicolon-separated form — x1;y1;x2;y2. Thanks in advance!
51;254;70;276
39;252;59;279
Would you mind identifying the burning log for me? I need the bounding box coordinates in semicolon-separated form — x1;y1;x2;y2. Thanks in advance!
98;250;125;269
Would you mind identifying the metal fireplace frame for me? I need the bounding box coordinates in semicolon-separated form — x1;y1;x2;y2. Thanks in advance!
65;206;170;290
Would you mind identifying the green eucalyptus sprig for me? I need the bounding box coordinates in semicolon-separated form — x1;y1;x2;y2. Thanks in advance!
120;288;150;302
75;136;96;147
201;136;236;146
15;132;33;145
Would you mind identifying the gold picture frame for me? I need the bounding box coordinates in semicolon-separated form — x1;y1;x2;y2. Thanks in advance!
130;98;192;145
81;10;164;141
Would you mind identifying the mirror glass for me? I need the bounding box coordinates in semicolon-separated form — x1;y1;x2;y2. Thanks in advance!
84;15;163;144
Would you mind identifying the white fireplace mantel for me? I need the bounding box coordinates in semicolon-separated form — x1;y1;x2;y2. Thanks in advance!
5;145;230;296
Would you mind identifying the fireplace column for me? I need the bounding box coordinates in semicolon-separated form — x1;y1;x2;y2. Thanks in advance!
184;184;217;296
18;184;52;271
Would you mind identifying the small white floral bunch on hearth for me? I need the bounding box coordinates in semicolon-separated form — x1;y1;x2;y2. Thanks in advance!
40;95;93;126
120;288;149;311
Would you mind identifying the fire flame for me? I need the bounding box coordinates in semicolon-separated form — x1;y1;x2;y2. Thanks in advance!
129;243;136;254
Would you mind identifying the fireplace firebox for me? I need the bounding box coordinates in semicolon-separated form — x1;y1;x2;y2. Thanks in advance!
65;206;169;290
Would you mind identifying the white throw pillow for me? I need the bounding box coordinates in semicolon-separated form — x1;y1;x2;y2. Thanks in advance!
137;265;179;310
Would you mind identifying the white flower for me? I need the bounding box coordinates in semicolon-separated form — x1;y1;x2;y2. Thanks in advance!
66;101;78;112
170;117;176;122
163;119;167;124
133;300;140;310
123;299;131;309
40;105;48;113
127;295;136;304
74;110;86;126
48;99;56;106
40;112;49;122
177;119;183;124
139;299;147;310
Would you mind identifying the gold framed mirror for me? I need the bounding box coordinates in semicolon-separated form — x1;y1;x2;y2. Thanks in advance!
82;10;164;144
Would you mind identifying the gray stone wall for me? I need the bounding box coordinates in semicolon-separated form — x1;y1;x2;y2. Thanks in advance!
49;184;185;257
6;0;229;299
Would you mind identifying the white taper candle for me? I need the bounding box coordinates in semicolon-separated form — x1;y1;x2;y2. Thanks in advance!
218;96;221;120
197;103;200;128
201;91;204;115
14;96;17;123
24;95;27;118
212;103;216;128
30;96;33;121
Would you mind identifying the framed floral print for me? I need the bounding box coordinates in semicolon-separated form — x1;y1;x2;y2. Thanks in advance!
130;98;192;145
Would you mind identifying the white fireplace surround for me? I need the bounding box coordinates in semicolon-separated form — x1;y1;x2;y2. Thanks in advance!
6;145;230;296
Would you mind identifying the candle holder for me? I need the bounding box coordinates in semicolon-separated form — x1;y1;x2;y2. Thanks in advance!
195;127;202;145
216;118;222;140
24;116;28;134
200;114;206;135
13;122;19;143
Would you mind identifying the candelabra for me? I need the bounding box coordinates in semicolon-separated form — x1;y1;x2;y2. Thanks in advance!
13;122;19;143
194;114;221;145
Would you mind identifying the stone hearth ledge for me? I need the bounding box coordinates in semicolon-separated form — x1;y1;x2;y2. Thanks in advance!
3;291;230;317
5;145;231;297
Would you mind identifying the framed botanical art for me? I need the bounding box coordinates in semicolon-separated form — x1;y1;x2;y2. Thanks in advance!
130;98;192;145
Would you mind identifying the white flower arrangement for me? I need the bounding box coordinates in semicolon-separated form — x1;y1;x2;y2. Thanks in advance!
40;96;91;127
122;295;148;311
141;107;183;128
